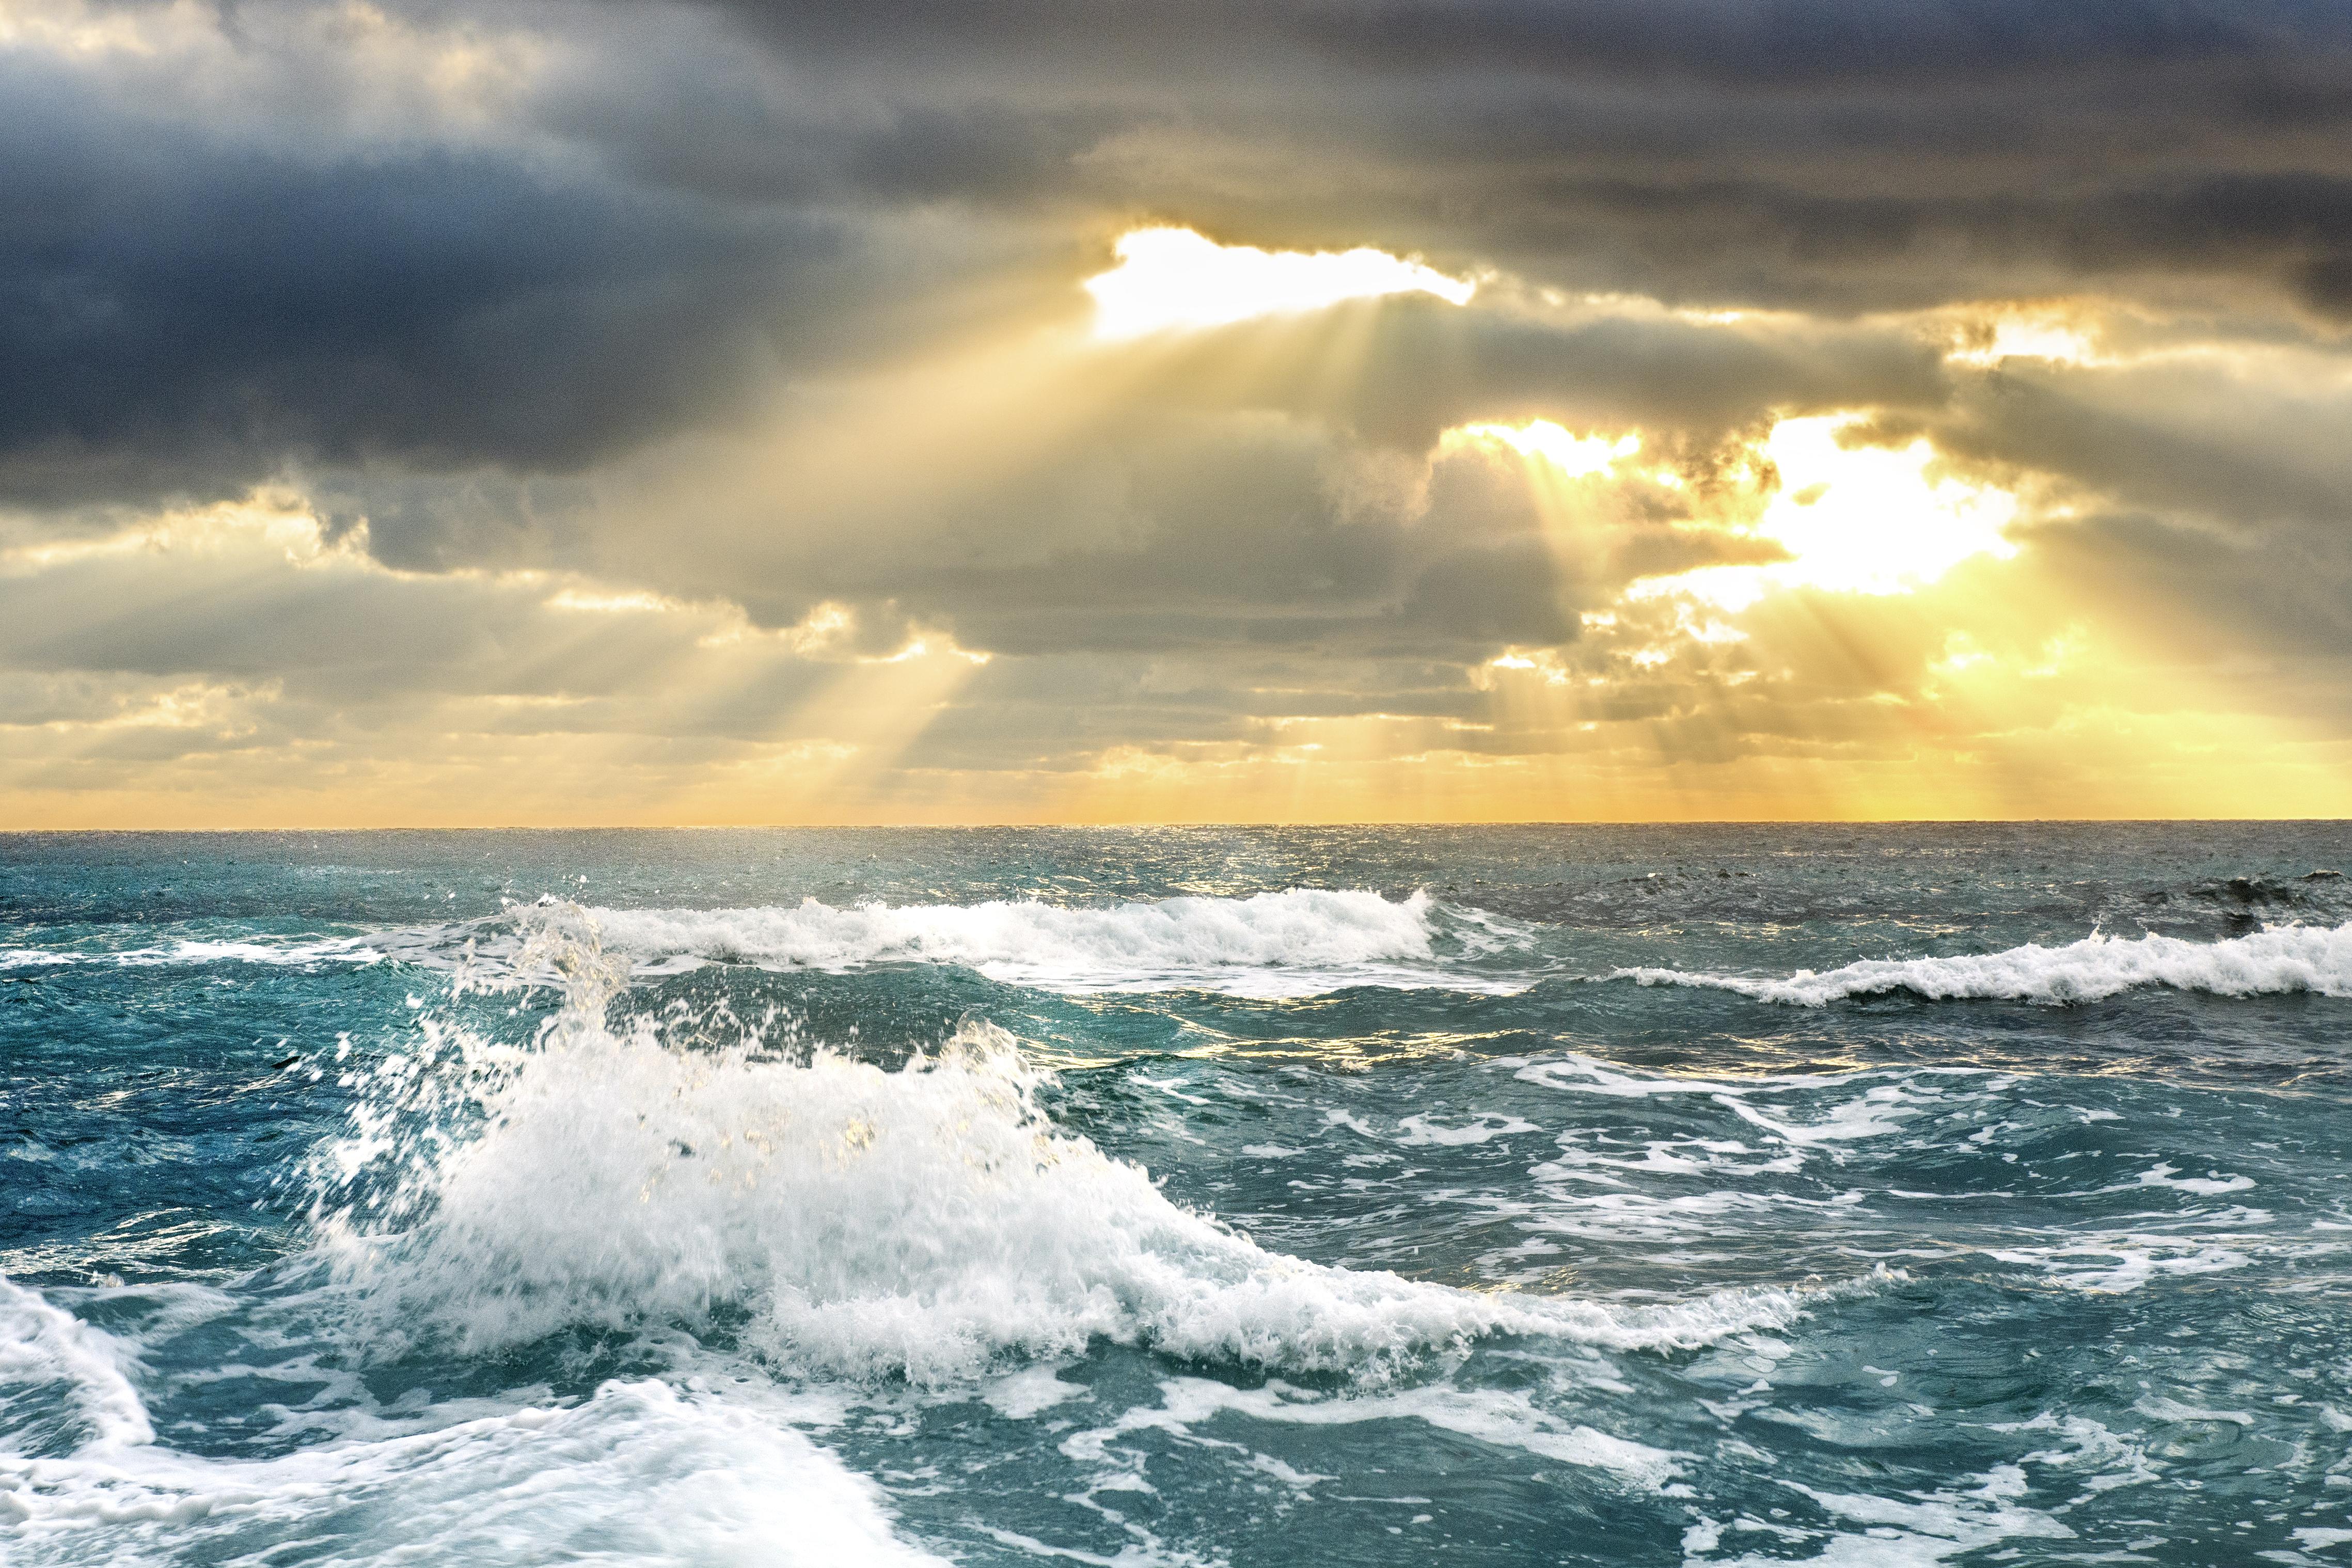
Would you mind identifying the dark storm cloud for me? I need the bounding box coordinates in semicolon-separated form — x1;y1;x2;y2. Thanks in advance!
0;51;838;506
1294;0;2302;80
687;0;2352;312
13;0;2352;517
698;0;2341;82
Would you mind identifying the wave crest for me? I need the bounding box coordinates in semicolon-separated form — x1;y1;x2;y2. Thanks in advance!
311;912;1814;1383
1620;922;2352;1006
585;888;1518;995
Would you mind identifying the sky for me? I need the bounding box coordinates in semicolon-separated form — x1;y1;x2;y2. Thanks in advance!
6;0;2352;826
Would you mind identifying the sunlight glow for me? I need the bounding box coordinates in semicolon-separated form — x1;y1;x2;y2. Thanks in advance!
1448;421;1640;478
1760;417;2019;591
1948;316;2100;367
544;588;682;614
1085;227;1475;339
1645;415;2020;610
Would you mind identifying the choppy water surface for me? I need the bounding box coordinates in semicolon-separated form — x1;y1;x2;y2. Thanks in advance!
6;823;2352;1565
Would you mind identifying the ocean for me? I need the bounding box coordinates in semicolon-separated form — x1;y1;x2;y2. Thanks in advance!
5;823;2351;1565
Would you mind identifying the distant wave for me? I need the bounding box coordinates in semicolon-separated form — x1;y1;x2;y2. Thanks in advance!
0;891;1538;997
588;889;1529;996
0;935;390;972
1619;922;2352;1006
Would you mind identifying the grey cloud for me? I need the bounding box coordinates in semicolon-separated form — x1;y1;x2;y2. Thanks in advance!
899;647;1498;772
14;0;2352;522
1912;359;2352;535
0;50;840;508
681;0;2352;313
697;0;2344;86
1133;298;1952;448
2019;509;2352;662
577;390;1788;662
0;530;811;721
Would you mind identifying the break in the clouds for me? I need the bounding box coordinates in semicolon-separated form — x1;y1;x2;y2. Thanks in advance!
4;0;2352;823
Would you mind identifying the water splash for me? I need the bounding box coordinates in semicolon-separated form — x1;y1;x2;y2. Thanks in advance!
306;905;1824;1383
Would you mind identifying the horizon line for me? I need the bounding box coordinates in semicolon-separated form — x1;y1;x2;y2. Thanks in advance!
5;816;2349;835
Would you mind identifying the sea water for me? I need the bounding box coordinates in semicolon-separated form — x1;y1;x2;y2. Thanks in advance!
5;823;2351;1565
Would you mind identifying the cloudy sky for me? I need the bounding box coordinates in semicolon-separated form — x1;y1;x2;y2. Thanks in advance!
7;0;2352;825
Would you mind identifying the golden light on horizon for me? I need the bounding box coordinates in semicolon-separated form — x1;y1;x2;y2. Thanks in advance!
1083;227;1476;339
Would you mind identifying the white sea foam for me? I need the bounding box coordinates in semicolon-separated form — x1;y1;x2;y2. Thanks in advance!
1619;921;2352;1006
311;917;1823;1384
1;1259;938;1564
1691;1467;2072;1566
1514;1053;1931;1151
1985;1234;2255;1295
585;889;1523;995
0;936;390;972
1;1365;942;1566
0;1276;153;1451
1069;1375;1683;1491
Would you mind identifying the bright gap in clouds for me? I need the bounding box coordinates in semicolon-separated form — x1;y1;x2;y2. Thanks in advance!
1577;415;2017;611
1085;227;1475;338
1450;420;1641;477
1727;416;2020;601
1460;411;2020;612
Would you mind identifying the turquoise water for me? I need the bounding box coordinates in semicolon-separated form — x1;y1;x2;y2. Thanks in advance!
6;825;2352;1565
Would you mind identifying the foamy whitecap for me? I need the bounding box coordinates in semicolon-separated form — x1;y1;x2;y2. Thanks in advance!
0;1321;941;1567
1619;921;2352;1006
584;889;1525;996
0;936;392;972
312;928;1826;1383
0;892;1537;997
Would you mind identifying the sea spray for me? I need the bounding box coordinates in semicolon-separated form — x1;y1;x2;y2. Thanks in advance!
307;904;1827;1382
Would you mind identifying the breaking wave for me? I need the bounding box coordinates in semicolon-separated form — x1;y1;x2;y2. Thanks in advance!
1620;921;2352;1006
585;888;1528;995
309;909;1824;1385
0;890;1535;997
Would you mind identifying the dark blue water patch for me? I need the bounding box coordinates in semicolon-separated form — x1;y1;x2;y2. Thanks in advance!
0;965;396;1286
